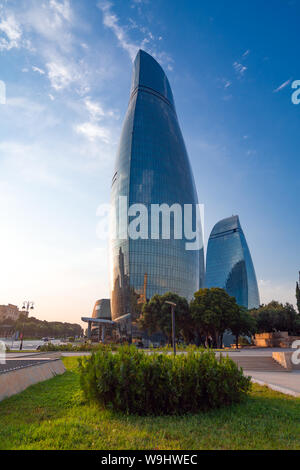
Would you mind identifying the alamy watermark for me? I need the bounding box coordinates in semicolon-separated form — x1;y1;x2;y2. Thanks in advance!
97;197;204;251
291;340;300;365
291;80;300;105
0;80;6;105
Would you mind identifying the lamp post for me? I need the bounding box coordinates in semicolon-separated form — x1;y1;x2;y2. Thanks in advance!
20;301;34;351
165;301;177;356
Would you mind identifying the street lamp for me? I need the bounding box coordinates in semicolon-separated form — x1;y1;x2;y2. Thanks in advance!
165;301;177;356
20;301;34;351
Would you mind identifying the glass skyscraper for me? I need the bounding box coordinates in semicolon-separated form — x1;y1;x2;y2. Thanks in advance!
110;50;204;336
205;215;260;309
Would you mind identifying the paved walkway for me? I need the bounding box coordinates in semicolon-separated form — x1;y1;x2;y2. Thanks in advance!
6;348;300;398
246;370;300;397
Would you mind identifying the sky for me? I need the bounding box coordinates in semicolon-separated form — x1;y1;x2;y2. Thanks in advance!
0;0;300;325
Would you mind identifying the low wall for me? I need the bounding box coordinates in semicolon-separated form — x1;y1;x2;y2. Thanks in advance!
0;359;66;402
255;332;300;348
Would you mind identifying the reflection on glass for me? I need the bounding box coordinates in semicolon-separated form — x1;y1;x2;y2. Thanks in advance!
110;50;205;339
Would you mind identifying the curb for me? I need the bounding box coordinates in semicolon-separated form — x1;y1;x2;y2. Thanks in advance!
251;377;300;398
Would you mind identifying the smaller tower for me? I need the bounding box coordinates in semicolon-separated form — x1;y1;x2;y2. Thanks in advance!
205;215;260;309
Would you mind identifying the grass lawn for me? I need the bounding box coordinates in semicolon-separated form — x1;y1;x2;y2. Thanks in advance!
0;356;299;450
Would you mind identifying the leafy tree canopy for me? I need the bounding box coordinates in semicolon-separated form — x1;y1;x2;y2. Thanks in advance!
250;301;300;335
190;288;239;347
0;313;83;339
138;292;192;343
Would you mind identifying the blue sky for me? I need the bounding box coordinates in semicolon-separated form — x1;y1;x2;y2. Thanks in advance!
0;0;299;324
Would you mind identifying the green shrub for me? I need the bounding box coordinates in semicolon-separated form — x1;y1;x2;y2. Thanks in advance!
78;345;251;415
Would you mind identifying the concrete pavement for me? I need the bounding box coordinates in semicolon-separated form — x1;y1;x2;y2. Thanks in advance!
247;370;300;397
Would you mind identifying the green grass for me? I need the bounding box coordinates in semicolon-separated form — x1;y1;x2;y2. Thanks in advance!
0;356;299;450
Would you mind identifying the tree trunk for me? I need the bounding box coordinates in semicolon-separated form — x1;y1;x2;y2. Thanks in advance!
212;332;218;349
236;334;239;349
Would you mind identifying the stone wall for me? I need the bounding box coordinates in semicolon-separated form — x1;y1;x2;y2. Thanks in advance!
255;331;300;348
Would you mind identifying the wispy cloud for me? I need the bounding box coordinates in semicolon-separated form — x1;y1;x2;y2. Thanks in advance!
223;79;231;89
273;79;291;93
233;61;247;77
46;60;77;90
75;97;119;143
49;0;72;23
32;65;45;75
0;12;23;50
84;97;117;121
75;122;111;143
97;0;173;68
98;1;141;61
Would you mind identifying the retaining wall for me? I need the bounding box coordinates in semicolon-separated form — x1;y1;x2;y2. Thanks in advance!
0;359;66;402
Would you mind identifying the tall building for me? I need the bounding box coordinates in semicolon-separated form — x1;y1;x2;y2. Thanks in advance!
110;50;204;337
205;215;260;309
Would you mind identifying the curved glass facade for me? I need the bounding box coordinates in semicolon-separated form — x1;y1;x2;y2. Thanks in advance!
110;50;204;335
205;215;260;309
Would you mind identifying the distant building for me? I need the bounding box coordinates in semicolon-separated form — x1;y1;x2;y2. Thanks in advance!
0;304;27;322
92;299;111;320
205;215;260;309
82;299;114;342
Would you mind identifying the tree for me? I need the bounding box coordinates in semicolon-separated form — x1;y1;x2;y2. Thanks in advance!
138;292;192;344
296;281;300;314
250;301;300;335
190;288;239;348
229;306;257;349
6;314;84;339
138;294;161;336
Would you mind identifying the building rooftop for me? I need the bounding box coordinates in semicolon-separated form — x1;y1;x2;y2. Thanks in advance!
130;49;175;108
210;215;241;237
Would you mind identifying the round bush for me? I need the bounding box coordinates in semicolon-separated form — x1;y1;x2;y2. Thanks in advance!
78;345;251;415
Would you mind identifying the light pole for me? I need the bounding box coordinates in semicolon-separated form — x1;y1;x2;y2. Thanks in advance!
20;301;34;351
165;301;177;356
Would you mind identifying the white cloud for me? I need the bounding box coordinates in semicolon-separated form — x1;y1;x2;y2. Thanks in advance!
98;1;173;69
46;61;76;90
49;0;72;23
0;13;22;50
233;61;247;77
75;122;111;143
98;1;140;61
32;65;45;75
85;98;106;120
273;79;291;93
23;0;73;45
84;97;118;121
